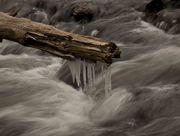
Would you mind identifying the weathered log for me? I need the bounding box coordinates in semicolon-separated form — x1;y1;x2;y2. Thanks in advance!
0;12;120;63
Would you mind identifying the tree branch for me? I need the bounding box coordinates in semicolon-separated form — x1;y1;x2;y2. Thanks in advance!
0;12;120;63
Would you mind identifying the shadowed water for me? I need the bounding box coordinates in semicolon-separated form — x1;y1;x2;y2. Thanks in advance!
0;0;180;136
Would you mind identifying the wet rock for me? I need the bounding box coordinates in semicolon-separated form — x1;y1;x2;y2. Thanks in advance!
163;0;180;9
70;1;97;23
155;9;180;32
143;0;180;34
145;0;164;14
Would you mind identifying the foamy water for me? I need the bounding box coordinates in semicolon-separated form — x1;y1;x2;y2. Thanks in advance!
0;0;180;136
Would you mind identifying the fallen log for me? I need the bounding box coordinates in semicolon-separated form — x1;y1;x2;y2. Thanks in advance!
0;12;120;63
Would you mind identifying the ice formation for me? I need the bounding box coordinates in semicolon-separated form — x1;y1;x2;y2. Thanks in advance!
105;65;112;97
68;60;112;96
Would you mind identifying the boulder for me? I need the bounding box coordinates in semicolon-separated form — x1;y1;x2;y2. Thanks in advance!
163;0;180;9
143;0;180;34
155;9;180;33
145;0;164;14
70;1;97;23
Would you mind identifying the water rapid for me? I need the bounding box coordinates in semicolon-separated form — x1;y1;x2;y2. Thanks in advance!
0;0;180;136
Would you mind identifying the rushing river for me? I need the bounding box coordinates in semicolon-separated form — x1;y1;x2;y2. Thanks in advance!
0;0;180;136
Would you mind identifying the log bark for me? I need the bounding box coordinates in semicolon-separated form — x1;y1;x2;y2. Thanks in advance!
0;12;120;63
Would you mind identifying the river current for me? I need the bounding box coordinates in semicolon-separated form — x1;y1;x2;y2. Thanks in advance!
0;0;180;136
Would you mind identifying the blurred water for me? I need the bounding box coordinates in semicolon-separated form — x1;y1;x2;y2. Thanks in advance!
0;0;180;136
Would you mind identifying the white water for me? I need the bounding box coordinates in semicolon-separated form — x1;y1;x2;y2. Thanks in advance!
1;0;180;136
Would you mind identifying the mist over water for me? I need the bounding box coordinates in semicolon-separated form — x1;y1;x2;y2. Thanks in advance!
0;0;180;136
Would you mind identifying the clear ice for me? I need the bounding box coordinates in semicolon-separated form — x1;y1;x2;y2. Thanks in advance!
68;60;112;96
105;65;112;97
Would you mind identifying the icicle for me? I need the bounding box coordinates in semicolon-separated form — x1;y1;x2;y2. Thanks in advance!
105;65;112;97
68;59;112;96
101;62;105;74
92;63;96;89
82;25;85;33
107;65;112;94
87;63;93;90
105;65;108;97
75;59;81;87
68;60;76;83
83;60;87;89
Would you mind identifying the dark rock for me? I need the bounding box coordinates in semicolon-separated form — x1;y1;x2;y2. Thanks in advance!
145;0;164;14
70;1;97;23
143;0;180;34
155;9;180;33
163;0;180;9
